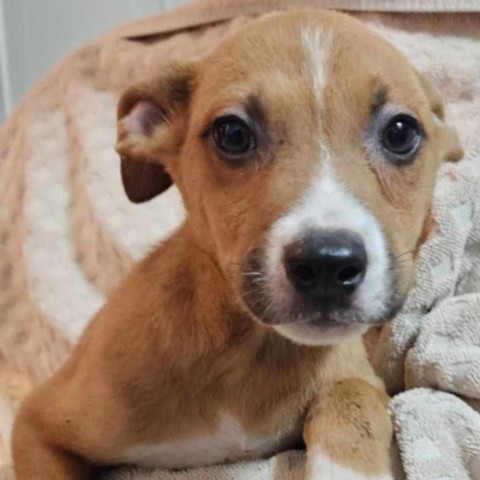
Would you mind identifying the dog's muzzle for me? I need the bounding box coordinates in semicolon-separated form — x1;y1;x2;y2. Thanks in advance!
241;225;401;343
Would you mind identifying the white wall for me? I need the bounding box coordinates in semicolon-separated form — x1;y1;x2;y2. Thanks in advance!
0;0;191;121
0;76;4;120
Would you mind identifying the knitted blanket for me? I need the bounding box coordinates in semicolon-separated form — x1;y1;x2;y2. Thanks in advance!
1;1;479;478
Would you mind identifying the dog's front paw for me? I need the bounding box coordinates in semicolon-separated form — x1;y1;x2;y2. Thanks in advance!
307;450;394;480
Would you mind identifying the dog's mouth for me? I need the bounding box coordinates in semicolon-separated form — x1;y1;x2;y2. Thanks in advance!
241;247;404;345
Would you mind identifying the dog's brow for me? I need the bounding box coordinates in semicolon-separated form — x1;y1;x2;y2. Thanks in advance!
246;94;267;126
168;73;193;106
370;83;389;116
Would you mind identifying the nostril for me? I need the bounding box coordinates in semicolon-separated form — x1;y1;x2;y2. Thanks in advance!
336;261;365;289
291;262;318;286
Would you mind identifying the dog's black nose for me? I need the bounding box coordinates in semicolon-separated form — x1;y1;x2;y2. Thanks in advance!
284;230;367;307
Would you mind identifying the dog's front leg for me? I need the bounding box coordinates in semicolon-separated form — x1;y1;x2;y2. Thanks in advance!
304;378;393;480
12;423;88;480
12;426;88;480
12;392;89;480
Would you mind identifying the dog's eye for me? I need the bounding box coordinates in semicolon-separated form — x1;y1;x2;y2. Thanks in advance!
212;115;256;157
381;115;422;162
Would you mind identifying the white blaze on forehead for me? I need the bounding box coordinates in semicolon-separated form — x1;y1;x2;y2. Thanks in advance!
301;26;332;105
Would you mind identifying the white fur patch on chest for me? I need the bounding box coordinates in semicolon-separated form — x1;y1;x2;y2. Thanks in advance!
118;413;298;469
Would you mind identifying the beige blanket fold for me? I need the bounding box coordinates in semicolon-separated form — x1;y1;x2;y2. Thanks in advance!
111;0;480;40
1;0;479;477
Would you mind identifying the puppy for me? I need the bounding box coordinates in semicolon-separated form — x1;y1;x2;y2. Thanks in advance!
12;9;461;480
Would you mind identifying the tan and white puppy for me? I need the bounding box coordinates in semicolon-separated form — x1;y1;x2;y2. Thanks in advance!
12;10;461;480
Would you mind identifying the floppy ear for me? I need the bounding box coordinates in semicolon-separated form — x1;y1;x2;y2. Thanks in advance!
415;69;463;163
116;64;194;203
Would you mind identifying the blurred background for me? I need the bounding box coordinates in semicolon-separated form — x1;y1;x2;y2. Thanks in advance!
0;0;191;121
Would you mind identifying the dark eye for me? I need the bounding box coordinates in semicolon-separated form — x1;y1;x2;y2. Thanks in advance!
382;115;422;161
212;115;256;158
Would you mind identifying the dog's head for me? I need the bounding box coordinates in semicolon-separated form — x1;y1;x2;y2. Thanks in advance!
116;10;462;346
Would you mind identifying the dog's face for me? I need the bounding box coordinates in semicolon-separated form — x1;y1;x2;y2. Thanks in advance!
117;11;462;346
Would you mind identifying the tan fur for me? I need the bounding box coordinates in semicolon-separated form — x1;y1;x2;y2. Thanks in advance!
12;10;461;480
304;379;392;475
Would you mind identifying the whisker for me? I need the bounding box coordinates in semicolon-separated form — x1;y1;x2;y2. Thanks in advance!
394;250;414;260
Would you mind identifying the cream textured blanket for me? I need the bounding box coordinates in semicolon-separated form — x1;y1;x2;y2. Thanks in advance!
1;0;479;478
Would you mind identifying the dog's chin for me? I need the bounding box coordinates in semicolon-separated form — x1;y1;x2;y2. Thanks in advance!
242;293;405;346
241;282;403;347
243;302;386;346
273;322;370;346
